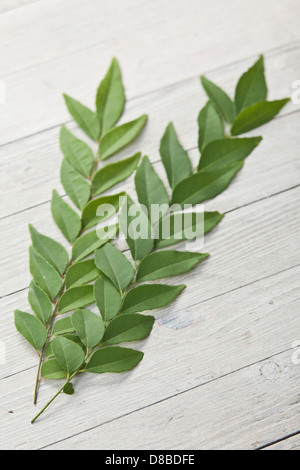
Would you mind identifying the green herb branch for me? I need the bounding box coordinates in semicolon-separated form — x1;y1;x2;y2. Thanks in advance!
14;55;289;423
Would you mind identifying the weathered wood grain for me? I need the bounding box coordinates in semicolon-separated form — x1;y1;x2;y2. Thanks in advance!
0;265;299;449
1;43;300;220
1;158;300;298
1;0;299;80
0;1;299;146
1;0;300;452
43;350;300;450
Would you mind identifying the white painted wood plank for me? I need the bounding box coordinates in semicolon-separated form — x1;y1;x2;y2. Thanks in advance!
2;0;299;80
2;256;299;380
1;44;300;219
0;1;299;146
1;152;300;299
0;0;42;15
44;350;300;450
0;266;299;449
264;434;300;450
1;102;300;222
1;0;299;451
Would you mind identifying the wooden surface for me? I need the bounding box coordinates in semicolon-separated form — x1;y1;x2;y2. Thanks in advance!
0;0;299;450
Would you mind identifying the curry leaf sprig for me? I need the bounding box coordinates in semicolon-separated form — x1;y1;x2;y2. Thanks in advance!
14;56;289;424
15;58;147;406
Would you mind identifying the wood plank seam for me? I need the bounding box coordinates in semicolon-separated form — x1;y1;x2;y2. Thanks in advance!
2;158;299;226
1;182;299;304
171;263;300;315
2;264;298;448
225;184;300;215
258;430;300;450
0;40;298;151
1;107;299;225
1;25;299;85
39;347;295;450
129;39;300;104
1;260;299;383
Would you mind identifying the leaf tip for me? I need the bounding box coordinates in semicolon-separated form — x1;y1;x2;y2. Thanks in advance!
111;57;120;67
200;75;208;87
62;93;71;105
141;114;148;125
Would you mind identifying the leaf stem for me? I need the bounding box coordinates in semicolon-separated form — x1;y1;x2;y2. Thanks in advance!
31;345;96;423
33;144;101;405
31;382;66;424
33;276;68;404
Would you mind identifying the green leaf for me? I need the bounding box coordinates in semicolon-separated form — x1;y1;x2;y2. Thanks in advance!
63;383;75;395
44;342;54;359
72;225;117;262
63;334;85;347
94;276;122;322
135;156;169;224
63;94;100;142
136;251;209;282
198;137;262;171
29;224;69;275
60;125;94;178
52;317;75;336
204;211;225;235
51;190;81;244
41;359;67;380
119;195;154;261
171;162;244;207
60;158;91;210
94;243;134;293
58;285;94;314
99;115;148;161
45;335;85;359
81;193;124;230
96;58;125;136
198;101;224;152
71;309;105;349
201;76;235;124
28;281;52;324
65;259;101;289
235;56;267;115
14;310;47;351
155;211;224;249
85;346;144;374
159;122;192;189
52;336;85;375
92;153;141;196
121;284;186;315
29;247;63;300
231;99;290;136
103;314;155;345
